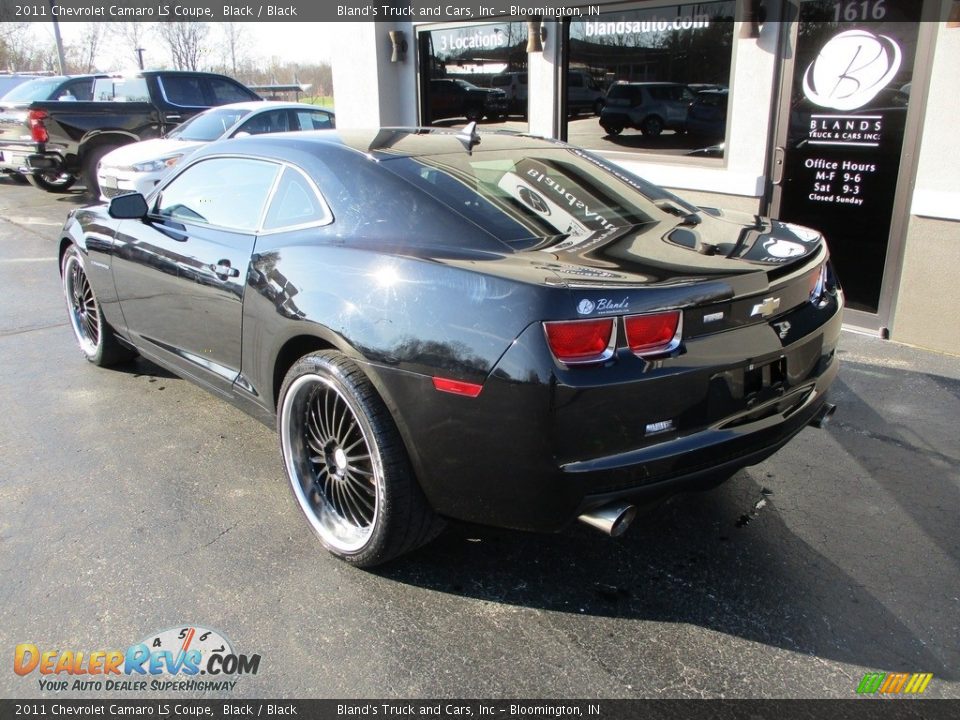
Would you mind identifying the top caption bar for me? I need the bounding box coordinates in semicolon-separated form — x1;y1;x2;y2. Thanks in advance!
1;0;622;23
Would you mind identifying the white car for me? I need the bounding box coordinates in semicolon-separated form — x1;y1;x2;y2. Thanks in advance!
96;101;334;200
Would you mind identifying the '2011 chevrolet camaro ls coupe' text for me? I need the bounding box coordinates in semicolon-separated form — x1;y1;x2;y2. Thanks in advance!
59;127;842;566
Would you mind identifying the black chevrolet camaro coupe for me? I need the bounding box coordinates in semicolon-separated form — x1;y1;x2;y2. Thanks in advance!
59;127;843;566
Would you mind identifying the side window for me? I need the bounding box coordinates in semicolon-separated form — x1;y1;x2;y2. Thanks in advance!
235;109;291;135
156;158;279;232
209;77;257;104
295;110;334;131
62;79;93;101
161;76;206;106
262;167;329;231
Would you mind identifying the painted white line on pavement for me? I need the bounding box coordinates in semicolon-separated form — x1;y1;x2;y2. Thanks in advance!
3;217;62;226
0;257;57;263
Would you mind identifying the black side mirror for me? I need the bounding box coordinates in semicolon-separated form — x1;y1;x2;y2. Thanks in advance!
107;192;149;220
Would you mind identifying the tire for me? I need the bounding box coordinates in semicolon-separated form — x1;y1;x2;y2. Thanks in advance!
465;106;482;122
602;123;623;136
26;170;77;193
278;351;443;567
82;144;118;199
9;173;29;184
61;245;137;367
641;115;664;137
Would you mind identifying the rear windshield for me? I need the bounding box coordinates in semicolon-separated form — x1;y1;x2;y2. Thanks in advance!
167;107;252;141
93;77;150;102
381;147;689;246
1;78;65;102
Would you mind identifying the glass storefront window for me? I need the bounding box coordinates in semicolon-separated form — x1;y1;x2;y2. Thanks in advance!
417;22;529;132
567;1;735;159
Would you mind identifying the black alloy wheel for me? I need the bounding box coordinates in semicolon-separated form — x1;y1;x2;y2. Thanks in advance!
61;245;136;366
278;351;443;567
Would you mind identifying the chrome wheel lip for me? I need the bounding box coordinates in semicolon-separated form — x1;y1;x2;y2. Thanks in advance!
280;372;381;554
62;253;101;357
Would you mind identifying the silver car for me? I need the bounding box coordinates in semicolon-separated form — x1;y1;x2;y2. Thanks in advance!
96;101;334;200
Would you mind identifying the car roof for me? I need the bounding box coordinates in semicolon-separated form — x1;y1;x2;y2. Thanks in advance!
203;100;332;112
193;127;562;162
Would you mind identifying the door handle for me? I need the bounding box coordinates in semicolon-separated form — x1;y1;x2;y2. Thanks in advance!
165;114;182;121
771;146;785;186
211;261;240;278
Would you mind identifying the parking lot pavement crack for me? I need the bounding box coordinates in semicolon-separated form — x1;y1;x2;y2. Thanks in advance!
0;215;61;240
0;322;69;338
549;623;639;695
201;522;239;549
830;420;960;465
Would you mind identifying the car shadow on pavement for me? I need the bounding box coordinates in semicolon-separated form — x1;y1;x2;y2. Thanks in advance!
109;355;179;380
826;369;960;570
376;364;958;680
55;190;94;206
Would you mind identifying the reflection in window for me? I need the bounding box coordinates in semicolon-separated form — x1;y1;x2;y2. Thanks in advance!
418;22;528;132
208;77;258;104
161;76;207;106
382;147;680;248
237;109;291;135
93;76;150;102
156;158;279;232
263;167;328;230
567;1;735;159
296;110;334;130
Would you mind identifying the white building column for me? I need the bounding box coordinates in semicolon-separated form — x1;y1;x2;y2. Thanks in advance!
527;20;561;139
331;22;417;128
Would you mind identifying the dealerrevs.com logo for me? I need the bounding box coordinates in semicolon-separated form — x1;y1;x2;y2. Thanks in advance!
856;672;933;695
14;625;261;692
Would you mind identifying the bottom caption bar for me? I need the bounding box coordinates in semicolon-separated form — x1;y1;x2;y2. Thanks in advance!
1;700;957;720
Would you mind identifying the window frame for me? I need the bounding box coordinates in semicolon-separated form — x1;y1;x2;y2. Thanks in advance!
149;154;333;235
561;0;737;166
259;164;335;234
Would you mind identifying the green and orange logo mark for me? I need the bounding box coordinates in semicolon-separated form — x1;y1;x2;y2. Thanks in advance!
857;672;933;695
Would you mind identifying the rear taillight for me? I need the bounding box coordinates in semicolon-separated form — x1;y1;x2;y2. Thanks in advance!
543;318;615;365
624;311;682;356
27;109;48;143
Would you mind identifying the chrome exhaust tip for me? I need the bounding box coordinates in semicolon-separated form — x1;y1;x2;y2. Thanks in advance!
809;402;837;429
578;502;637;537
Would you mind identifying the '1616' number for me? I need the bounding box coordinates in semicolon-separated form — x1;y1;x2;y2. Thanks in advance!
833;0;887;22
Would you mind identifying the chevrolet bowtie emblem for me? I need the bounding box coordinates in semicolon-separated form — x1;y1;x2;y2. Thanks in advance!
751;297;781;318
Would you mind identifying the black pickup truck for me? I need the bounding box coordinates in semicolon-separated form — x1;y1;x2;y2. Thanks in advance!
0;70;260;195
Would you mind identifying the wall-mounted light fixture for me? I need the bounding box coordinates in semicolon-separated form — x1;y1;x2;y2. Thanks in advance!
527;19;545;53
389;30;408;63
948;1;960;28
739;0;767;39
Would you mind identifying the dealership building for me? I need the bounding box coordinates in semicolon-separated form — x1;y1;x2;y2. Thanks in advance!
329;0;960;356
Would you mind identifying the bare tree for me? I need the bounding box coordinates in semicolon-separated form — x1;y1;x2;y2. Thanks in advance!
219;23;248;77
157;22;210;71
67;22;105;73
0;22;45;71
118;22;152;69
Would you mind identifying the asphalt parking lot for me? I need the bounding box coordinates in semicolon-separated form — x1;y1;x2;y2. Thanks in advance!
0;176;957;700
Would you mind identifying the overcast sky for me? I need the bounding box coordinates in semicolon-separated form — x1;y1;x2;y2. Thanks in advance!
29;22;337;70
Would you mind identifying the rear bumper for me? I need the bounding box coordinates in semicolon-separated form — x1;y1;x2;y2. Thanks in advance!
0;144;38;173
368;287;843;533
0;146;66;175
